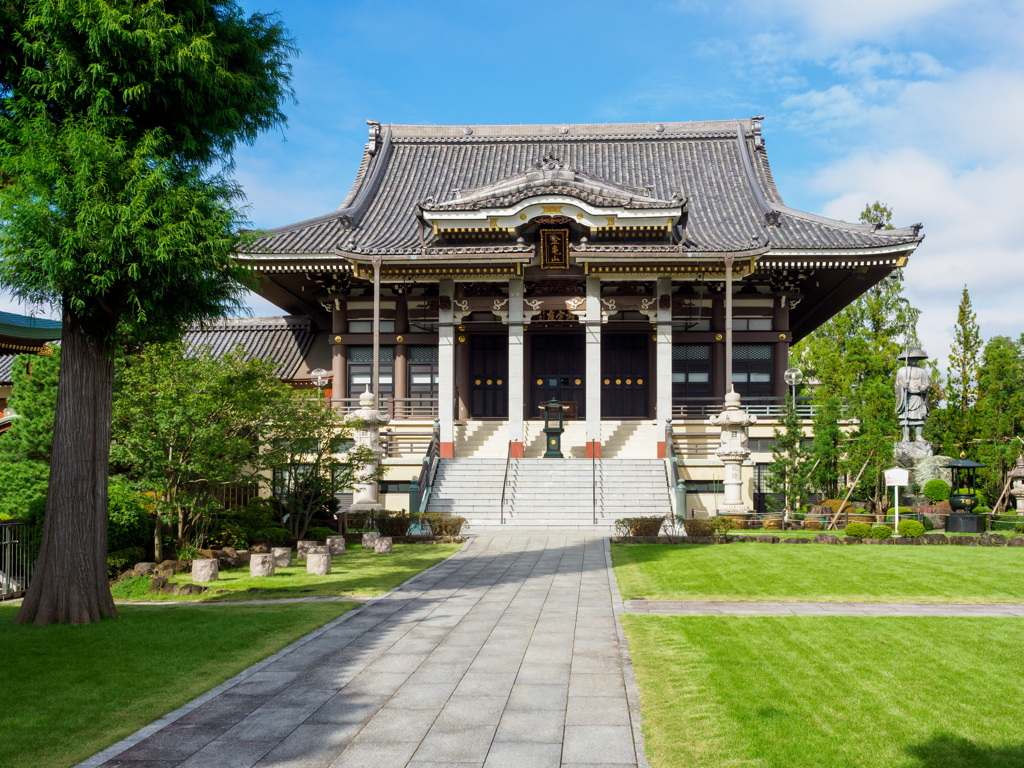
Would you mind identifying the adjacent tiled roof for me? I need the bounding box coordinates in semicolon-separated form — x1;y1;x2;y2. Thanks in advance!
244;118;922;259
0;311;62;341
0;355;13;386
183;316;315;379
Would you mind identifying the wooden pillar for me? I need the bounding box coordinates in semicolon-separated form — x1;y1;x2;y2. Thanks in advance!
394;297;408;418
774;293;791;399
711;295;725;400
456;328;471;420
330;301;348;406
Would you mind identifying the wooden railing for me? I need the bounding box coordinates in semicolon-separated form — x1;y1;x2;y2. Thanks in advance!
673;396;821;419
328;396;439;420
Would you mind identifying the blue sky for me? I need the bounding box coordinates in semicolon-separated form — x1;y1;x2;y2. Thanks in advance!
5;0;1024;371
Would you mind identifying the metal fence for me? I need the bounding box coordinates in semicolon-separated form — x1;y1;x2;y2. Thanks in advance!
1;521;39;600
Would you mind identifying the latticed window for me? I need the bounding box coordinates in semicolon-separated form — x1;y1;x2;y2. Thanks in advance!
732;343;773;397
348;346;394;398
672;344;711;398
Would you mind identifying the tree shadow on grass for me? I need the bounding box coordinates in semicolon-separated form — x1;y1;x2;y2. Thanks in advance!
906;733;1024;768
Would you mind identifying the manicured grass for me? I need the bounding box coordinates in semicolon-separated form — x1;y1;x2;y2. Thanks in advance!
611;542;1024;602
111;542;462;602
623;615;1024;768
0;601;356;768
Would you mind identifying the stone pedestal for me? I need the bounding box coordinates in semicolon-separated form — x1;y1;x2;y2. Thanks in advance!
362;532;380;549
296;540;318;558
708;392;757;514
271;547;292;567
346;390;391;514
895;441;934;461
1011;482;1024;515
374;537;393;554
250;554;275;577
326;536;346;554
192;559;219;582
306;553;331;575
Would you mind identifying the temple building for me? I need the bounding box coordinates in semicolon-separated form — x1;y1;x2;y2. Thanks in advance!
0;311;62;434
232;118;923;524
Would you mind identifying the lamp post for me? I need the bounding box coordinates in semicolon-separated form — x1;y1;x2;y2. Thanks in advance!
782;367;803;530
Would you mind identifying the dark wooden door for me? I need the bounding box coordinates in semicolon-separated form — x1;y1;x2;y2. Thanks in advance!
530;333;585;418
602;334;650;418
469;335;508;418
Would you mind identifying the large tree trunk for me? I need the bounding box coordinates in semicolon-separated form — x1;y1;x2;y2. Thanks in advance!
16;308;118;625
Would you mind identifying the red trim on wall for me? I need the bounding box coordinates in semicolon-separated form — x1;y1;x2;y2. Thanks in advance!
440;442;455;458
510;441;524;458
585;441;602;458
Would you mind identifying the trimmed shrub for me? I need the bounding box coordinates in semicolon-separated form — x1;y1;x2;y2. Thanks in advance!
898;519;926;538
974;506;992;514
615;516;665;537
868;525;893;539
682;518;715;537
423;513;467;536
107;546;145;579
922;479;951;503
306;525;336;541
107;477;150;553
920;515;935;531
255;526;291;544
844;522;871;538
375;512;412;537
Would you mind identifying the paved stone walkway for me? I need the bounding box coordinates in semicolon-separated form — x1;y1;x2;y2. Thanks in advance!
623;599;1024;617
82;534;647;768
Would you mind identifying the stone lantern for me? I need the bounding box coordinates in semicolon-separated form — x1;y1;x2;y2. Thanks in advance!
346;389;390;514
708;391;757;515
1008;456;1024;515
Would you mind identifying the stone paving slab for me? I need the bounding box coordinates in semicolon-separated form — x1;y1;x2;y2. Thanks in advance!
80;534;647;768
623;599;1024;616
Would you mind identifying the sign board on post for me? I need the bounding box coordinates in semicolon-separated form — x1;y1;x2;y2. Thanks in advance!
884;467;910;534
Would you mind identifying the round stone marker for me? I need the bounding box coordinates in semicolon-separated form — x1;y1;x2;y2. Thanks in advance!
361;532;380;548
250;553;276;577
306;552;331;575
374;537;393;554
192;558;219;582
271;547;292;567
326;535;346;554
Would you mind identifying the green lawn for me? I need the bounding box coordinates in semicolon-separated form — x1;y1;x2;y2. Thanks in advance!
111;542;462;602
0;602;355;768
623;615;1024;768
611;542;1024;602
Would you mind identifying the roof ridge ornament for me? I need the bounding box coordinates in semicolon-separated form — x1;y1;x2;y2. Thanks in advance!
535;153;569;171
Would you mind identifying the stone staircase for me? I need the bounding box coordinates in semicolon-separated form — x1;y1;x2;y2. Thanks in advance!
426;458;671;531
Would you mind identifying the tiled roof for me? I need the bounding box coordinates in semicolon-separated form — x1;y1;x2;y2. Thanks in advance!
0;311;62;340
183;316;315;379
244;118;922;259
0;355;13;386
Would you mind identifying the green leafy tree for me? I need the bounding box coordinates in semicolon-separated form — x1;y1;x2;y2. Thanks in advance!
972;336;1024;506
929;286;982;455
0;350;60;518
111;342;297;560
793;202;921;511
1;1;294;625
808;395;844;499
766;392;811;519
264;401;381;540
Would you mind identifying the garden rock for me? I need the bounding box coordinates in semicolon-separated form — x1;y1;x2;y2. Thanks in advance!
326;535;346;554
921;534;949;545
950;536;979;546
150;575;168;593
250;553;276;577
1008;537;1024;547
214;549;242;569
782;537;810;544
843;537;863;544
271;547;292;567
296;540;318;558
894;537;921;545
362;532;380;548
155;559;189;578
306;552;331;575
192;558;219;582
250;543;270;554
374;537;393;554
755;535;780;543
979;534;1007;547
813;533;841;545
176;583;209;596
133;562;157;575
237;550;251;563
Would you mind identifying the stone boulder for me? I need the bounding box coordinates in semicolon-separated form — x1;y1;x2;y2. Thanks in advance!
362;532;380;548
755;535;780;543
843;537;864;545
296;540;319;558
950;536;979;546
326;536;346;554
176;583;209;596
921;533;949;545
894;537;922;545
250;553;276;577
374;537;394;554
192;558;219;582
979;533;1007;547
271;547;292;567
1008;537;1024;547
813;533;842;545
133;562;157;575
782;537;811;544
911;454;954;490
306;552;331;575
155;559;189;578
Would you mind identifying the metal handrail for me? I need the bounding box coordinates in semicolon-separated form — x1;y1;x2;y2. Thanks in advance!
499;441;514;525
414;420;441;519
672;396;829;419
664;419;687;523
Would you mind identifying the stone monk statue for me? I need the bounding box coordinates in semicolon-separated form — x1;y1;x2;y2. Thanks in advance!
895;347;930;442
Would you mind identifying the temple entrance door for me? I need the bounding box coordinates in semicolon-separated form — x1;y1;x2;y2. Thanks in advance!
602;334;650;418
469;335;508;418
529;333;585;418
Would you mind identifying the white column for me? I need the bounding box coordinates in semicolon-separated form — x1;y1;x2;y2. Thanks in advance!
438;279;455;457
656;277;673;457
508;278;524;456
585;276;602;457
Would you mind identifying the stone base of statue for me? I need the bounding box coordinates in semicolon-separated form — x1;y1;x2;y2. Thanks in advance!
895;441;933;460
898;453;953;491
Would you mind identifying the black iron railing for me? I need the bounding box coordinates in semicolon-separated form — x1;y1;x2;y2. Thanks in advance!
1;522;39;601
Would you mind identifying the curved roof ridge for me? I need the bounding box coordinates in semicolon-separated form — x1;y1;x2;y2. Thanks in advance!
387;118;757;141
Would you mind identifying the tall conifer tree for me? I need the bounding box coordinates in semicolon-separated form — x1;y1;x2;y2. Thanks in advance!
0;1;295;625
946;286;981;450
